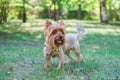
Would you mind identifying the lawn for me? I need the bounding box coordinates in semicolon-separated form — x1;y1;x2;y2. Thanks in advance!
0;20;120;80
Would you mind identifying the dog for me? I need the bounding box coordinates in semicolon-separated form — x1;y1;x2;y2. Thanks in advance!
44;20;66;69
43;20;84;69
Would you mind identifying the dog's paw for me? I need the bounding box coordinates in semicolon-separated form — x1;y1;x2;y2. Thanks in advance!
77;54;83;63
65;60;75;64
56;67;64;70
44;64;51;69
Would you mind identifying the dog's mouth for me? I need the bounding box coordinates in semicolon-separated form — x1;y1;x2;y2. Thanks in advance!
55;39;63;44
57;39;62;44
55;36;64;45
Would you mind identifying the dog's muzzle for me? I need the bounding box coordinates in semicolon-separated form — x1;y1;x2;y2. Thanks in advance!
56;34;63;43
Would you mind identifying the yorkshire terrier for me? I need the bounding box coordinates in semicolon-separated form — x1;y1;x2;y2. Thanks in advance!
44;20;66;69
43;20;84;69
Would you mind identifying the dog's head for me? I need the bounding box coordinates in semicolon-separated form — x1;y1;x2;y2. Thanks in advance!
44;20;66;48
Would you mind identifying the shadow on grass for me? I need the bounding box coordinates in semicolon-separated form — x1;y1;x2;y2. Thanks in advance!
82;33;120;55
84;21;120;26
84;21;120;29
0;23;44;41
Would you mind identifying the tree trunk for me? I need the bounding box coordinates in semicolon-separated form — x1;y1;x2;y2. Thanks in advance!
0;15;1;24
100;0;109;23
47;6;51;18
0;1;9;24
0;7;4;24
23;0;26;23
55;9;59;21
3;7;7;22
58;1;61;19
77;4;82;19
52;0;59;21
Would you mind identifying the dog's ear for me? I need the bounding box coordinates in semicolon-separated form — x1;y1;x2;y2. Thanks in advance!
46;20;52;27
59;20;64;26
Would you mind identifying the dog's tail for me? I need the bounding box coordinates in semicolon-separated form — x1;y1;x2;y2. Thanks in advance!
76;23;85;40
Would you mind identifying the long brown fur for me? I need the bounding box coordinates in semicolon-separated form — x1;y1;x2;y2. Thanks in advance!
43;20;84;69
44;20;66;69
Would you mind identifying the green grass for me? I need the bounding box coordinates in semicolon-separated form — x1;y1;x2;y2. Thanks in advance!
0;20;120;80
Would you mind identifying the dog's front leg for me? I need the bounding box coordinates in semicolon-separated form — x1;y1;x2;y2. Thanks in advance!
57;51;64;69
44;47;51;69
44;55;51;69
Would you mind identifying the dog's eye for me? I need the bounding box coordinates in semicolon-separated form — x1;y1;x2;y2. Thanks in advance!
59;29;65;34
52;31;57;34
61;31;65;34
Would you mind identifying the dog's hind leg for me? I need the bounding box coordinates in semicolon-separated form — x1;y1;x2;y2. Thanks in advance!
65;50;73;63
74;48;83;62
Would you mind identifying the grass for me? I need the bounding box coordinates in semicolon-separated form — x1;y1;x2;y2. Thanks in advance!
0;20;120;80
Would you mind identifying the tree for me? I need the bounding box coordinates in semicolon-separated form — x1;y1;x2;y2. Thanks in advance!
107;0;120;21
52;0;60;21
50;0;65;21
0;0;9;24
76;0;85;19
100;0;109;23
22;0;26;23
77;4;82;19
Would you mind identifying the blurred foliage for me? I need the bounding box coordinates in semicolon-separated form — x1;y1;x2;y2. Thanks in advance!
0;0;120;23
0;0;10;23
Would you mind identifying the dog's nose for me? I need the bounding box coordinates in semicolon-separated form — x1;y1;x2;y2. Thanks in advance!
59;36;63;39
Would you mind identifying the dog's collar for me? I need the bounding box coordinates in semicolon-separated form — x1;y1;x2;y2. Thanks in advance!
45;45;62;57
47;46;60;53
49;47;60;57
44;42;60;52
50;48;59;52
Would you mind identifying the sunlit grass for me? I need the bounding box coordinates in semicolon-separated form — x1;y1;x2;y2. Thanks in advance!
0;20;120;80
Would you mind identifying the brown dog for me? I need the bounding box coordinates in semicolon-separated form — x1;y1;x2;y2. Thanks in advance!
44;20;66;69
43;20;84;69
